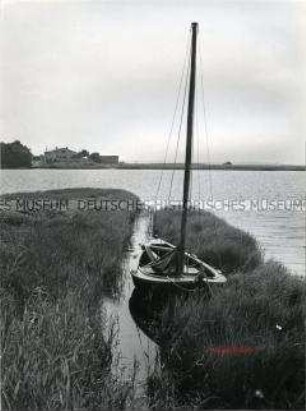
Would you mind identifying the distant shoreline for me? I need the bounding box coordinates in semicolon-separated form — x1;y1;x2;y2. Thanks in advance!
117;163;306;171
1;163;305;171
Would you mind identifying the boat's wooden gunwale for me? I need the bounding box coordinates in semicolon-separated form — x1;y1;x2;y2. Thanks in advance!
133;271;226;284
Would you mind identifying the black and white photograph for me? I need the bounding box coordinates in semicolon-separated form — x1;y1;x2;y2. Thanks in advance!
0;1;305;409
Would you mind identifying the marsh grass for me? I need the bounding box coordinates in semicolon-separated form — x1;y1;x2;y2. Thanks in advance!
1;188;139;410
148;209;305;409
154;208;262;273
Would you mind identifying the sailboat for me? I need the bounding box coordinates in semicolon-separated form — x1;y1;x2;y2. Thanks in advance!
131;22;227;291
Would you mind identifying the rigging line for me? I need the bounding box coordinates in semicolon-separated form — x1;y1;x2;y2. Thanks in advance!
195;93;202;225
168;62;190;203
155;30;191;203
199;33;213;198
168;44;191;203
190;87;194;207
189;153;193;205
195;75;201;209
189;93;197;208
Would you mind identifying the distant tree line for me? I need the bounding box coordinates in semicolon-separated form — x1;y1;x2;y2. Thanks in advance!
1;140;32;168
88;152;102;163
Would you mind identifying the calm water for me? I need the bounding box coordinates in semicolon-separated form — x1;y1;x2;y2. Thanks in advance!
102;214;157;398
1;168;305;276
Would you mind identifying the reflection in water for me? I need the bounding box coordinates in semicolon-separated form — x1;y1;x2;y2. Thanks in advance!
129;289;168;347
129;287;211;348
101;213;159;399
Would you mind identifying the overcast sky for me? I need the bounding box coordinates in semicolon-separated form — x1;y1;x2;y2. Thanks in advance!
1;0;305;164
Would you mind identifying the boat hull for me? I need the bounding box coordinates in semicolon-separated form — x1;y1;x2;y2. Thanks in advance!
131;268;226;294
132;239;227;293
131;270;207;293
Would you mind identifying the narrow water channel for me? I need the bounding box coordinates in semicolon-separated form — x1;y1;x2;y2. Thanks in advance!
102;212;158;400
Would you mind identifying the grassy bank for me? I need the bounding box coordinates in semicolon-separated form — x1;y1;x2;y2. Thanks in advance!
148;209;305;409
153;208;262;273
0;188;139;410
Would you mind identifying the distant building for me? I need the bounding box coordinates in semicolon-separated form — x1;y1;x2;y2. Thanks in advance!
43;147;119;166
44;147;77;163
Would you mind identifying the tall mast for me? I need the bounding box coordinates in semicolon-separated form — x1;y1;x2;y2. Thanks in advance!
178;22;198;275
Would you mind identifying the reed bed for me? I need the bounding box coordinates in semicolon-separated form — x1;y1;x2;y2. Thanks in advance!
0;188;139;410
148;209;305;409
153;208;262;273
